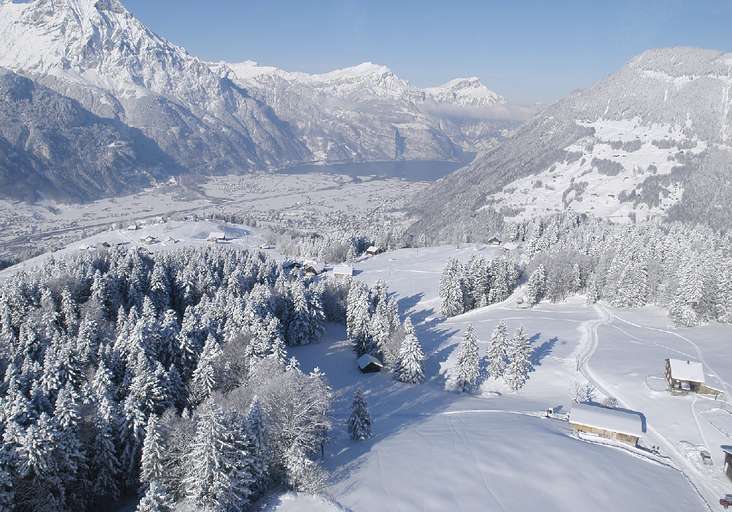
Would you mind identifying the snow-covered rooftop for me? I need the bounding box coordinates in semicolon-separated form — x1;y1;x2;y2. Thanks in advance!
570;403;644;438
357;354;383;370
207;231;226;241
332;264;353;276
668;359;705;383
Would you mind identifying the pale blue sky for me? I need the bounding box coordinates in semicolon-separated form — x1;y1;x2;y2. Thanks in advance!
125;0;732;104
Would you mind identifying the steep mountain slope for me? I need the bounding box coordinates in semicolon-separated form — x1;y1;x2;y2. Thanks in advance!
0;0;309;183
0;0;524;203
218;60;518;162
0;67;174;201
411;48;732;238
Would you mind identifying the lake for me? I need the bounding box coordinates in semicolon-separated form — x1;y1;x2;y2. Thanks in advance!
277;158;473;182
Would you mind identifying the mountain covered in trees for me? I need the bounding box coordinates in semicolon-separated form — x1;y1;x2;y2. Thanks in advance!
0;0;518;202
411;47;732;241
0;245;340;510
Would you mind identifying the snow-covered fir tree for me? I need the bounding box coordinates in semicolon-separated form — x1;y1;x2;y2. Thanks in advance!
136;481;173;512
439;258;467;317
348;388;373;441
487;321;510;378
452;324;480;392
395;317;425;384
505;327;533;391
526;264;547;306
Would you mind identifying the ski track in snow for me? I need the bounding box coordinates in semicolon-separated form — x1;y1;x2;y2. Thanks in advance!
577;305;718;511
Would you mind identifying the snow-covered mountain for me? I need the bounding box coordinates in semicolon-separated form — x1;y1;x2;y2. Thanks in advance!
0;0;520;201
217;60;516;162
412;47;732;238
0;0;308;199
0;67;174;201
422;77;503;108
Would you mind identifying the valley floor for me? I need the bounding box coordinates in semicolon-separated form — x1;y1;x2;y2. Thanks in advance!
0;170;426;266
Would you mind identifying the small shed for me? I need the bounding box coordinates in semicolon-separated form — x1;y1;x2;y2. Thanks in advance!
333;264;353;279
365;245;383;256
486;236;502;246
140;235;158;246
127;224;139;231
666;358;705;393
723;446;732;481
302;260;324;276
569;403;644;447
357;354;383;373
208;231;227;243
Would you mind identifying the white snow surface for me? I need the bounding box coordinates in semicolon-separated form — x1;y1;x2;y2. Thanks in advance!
570;403;644;438
288;245;713;511
489;117;707;223
668;358;706;383
223;59;504;106
7;233;725;511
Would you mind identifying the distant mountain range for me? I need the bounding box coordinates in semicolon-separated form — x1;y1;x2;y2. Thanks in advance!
0;0;520;201
411;47;732;237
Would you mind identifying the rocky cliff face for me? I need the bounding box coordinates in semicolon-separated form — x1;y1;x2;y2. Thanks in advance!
0;67;174;201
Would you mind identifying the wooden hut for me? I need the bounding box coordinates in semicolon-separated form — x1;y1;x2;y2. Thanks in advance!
569;403;643;447
665;358;705;393
357;354;383;373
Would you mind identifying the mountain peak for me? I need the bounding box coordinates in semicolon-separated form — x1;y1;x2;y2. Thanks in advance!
422;76;504;107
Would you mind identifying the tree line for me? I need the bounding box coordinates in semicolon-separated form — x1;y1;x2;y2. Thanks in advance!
0;246;338;511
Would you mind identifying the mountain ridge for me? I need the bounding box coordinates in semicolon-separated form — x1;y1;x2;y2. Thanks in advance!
410;46;732;239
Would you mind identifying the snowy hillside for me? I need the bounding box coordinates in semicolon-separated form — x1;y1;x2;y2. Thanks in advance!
0;0;308;179
218;59;517;162
0;0;521;201
412;47;732;238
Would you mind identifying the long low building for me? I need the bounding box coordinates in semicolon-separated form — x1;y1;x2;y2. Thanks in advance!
569;403;644;447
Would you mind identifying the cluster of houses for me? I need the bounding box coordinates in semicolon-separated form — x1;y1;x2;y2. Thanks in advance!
564;358;722;447
563;356;732;503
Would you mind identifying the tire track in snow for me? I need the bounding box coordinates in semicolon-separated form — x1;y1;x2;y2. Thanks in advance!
578;305;714;511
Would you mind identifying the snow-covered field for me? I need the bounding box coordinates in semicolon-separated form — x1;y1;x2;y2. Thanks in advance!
279;245;723;511
5;227;727;511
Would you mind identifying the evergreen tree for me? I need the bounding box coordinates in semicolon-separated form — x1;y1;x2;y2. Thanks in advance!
395;318;425;384
90;396;121;502
184;405;254;511
505;327;533;391
0;448;14;511
346;281;373;356
487;321;510;378
439;258;467;317
526;265;547;306
136;480;174;512
347;388;372;441
453;324;480;392
190;335;223;406
140;414;166;489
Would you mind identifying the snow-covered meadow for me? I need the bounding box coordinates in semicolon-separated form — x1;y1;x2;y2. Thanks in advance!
279;245;723;511
4;222;728;511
